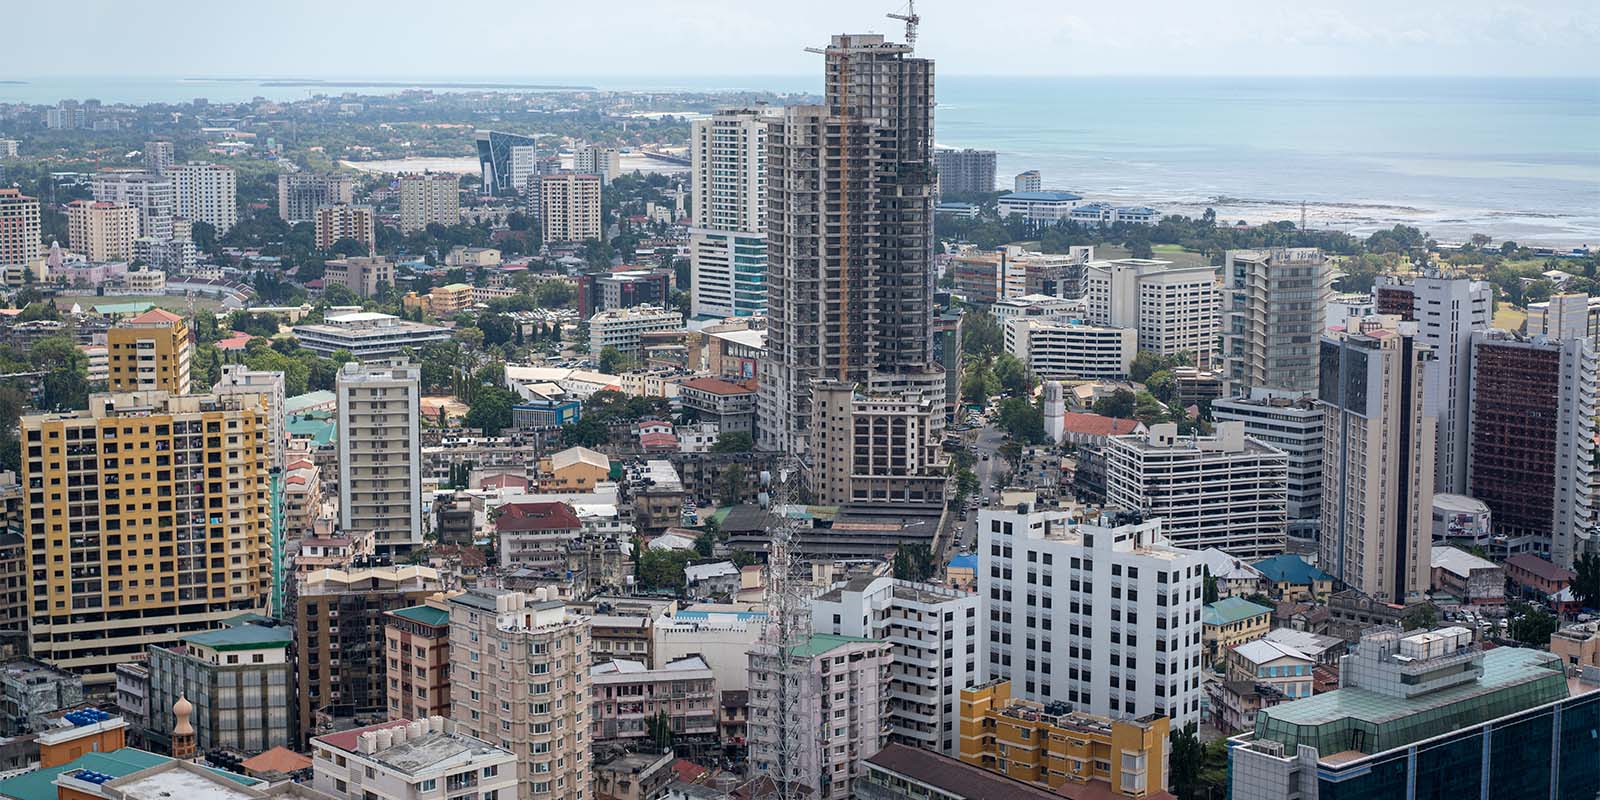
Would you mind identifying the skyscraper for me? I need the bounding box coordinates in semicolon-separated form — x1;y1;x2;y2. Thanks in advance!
168;162;238;236
277;172;355;223
689;108;772;319
537;172;603;244
65;200;138;262
1222;247;1331;394
1318;317;1435;604
475;129;537;195
933;148;996;195
758;32;942;460
0;189;41;267
92;172;175;239
142;140;174;175
1371;273;1494;494
336;361;422;555
397;173;459;233
573;144;621;185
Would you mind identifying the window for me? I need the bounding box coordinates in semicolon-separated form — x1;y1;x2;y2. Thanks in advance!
419;779;436;792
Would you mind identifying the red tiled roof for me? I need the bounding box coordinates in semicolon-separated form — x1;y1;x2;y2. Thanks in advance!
479;474;530;490
1506;554;1575;583
241;746;312;774
495;501;581;533
640;432;678;448
312;719;412;752
125;308;183;325
1059;412;1141;437
671;758;709;784
682;377;755;396
216;331;254;350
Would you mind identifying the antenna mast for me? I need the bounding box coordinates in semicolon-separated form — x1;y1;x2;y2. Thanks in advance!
755;459;819;800
888;0;920;48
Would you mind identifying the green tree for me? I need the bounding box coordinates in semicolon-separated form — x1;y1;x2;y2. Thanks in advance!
710;431;754;453
996;396;1046;444
892;543;935;582
1145;370;1176;404
1507;602;1559;646
992;353;1032;397
1168;722;1228;800
647;710;674;750
533;280;575;309
1572;552;1600;610
1401;603;1437;631
719;463;748;506
464;386;518;436
598;346;634;374
1203;569;1219;604
32;336;89;411
478;313;516;347
960;312;1003;360
1092;389;1136;419
638;548;693;592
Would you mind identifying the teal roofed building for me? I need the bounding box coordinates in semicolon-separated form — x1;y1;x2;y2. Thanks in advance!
1228;626;1600;800
0;748;264;800
1251;554;1335;602
1204;597;1274;664
143;615;294;754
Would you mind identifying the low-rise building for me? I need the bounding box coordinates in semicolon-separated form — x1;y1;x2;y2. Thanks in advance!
496;501;584;571
860;742;1062;800
323;256;395;298
537;446;611;493
1504;553;1574;599
997;191;1083;225
292;312;450;359
1195;548;1266;599
1550;621;1600;672
593;750;675;800
1202;597;1274;663
589;305;684;360
590;656;717;747
0;658;83;737
678;377;757;436
1249;554;1335;602
1428;546;1504;604
1225;639;1316;699
311;718;517;800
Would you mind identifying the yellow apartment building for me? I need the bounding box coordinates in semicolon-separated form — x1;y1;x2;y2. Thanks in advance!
107;308;192;395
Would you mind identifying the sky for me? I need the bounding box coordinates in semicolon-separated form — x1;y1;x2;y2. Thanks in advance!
12;0;1599;78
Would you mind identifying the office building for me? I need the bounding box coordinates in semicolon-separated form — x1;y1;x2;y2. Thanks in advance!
573;144;621;184
1212;391;1324;541
21;391;273;688
448;588;591;800
978;505;1205;729
312;203;375;254
1318;317;1435;604
748;634;892;800
397;173;459;233
958;678;1168;798
277;172;355;223
384;601;453;723
143;615;294;754
143;140;174;175
590;655;717;747
169;162;238;236
1005;317;1136;380
107;308;192;395
0;189;41;267
291;566;442;740
92;171;176;239
1228;626;1600;800
1223;248;1331;394
475;129;538;195
1467;330;1597;568
759;32;942;458
1105;421;1290;560
689;108;771;319
1014;170;1041;193
1083;258;1220;364
812;575;979;756
337;361;422;554
311;718;518;800
66;200;138;261
996;191;1083;225
538;171;602;244
293;312;451;360
509;144;540;196
1526;291;1600;349
809;381;948;508
1371;273;1495;493
575;268;672;317
934;148;996;195
0;139;16;159
587;305;683;360
324;255;395;298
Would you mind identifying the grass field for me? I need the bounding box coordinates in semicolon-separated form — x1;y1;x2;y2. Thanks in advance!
1492;301;1526;332
52;294;227;313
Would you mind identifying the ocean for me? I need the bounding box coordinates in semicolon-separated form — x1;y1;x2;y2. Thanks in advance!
4;74;1596;246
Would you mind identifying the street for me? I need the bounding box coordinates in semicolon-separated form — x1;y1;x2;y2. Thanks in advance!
954;423;1008;552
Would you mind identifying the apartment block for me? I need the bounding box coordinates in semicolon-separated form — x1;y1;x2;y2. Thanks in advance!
689;108;772;319
811;575;980;756
934;148;997;195
143;614;294;754
1104;421;1290;560
169;162;238;235
106;308;192;395
1467;330;1597;567
1005;316;1136;380
398;173;460;234
384;600;453;723
748;633;892;800
143;140;174;175
1014;170;1042;193
538;172;603;244
324;256;395;298
336;361;423;555
278;172;355;223
66;200;138;262
290;566;442;741
1082;258;1219;364
21;391;273;688
978;505;1205;730
311;717;517;800
213;364;286;469
448;588;591;800
587;305;683;360
573;145;621;185
313;204;376;254
808;381;948;508
590;655;717;747
958;678;1168;798
1317;317;1435;604
1222;248;1330;394
0;189;41;267
1526;291;1600;349
92;172;176;239
1211;391;1324;542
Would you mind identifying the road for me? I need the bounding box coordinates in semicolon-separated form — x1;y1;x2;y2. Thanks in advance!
953;423;1008;552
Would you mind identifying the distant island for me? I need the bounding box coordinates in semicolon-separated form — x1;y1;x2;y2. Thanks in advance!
257;80;593;90
0;80;26;85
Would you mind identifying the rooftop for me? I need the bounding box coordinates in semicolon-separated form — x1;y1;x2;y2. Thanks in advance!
1506;553;1575;582
1251;554;1333;585
314;720;511;777
1430;546;1500;578
1203;597;1273;626
788;633;883;659
388;604;450;628
185;619;292;651
865;743;1064;799
0;749;257;800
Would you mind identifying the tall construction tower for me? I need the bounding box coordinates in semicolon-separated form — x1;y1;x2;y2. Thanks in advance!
750;461;818;799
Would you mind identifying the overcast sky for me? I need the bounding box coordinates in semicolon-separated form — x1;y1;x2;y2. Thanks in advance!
14;0;1598;78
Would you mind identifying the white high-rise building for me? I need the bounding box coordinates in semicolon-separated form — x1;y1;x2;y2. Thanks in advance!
277;172;355;223
1105;422;1290;560
509;144;540;196
1014;170;1041;193
214;364;287;469
1222;248;1331;394
587;305;683;360
66;200;138;262
337;361;422;555
92;172;175;239
397;173;459;233
811;575;978;756
979;504;1205;730
573;145;621;184
1005;316;1137;380
168;162;238;236
143;140;174;175
538;172;603;244
689;108;772;319
1212;390;1324;542
1370;273;1494;494
1082;258;1220;364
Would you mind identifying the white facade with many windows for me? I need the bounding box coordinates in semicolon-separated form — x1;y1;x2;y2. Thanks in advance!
978;504;1205;730
1005;316;1136;380
587;305;683;359
1083;258;1220;364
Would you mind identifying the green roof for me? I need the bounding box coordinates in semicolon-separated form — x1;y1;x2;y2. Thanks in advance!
0;748;259;800
286;412;337;447
91;301;156;316
390;604;450;627
186;620;292;651
1203;597;1272;626
790;633;882;658
1254;647;1569;757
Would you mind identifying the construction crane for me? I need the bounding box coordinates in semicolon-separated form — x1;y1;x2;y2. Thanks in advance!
888;0;920;49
